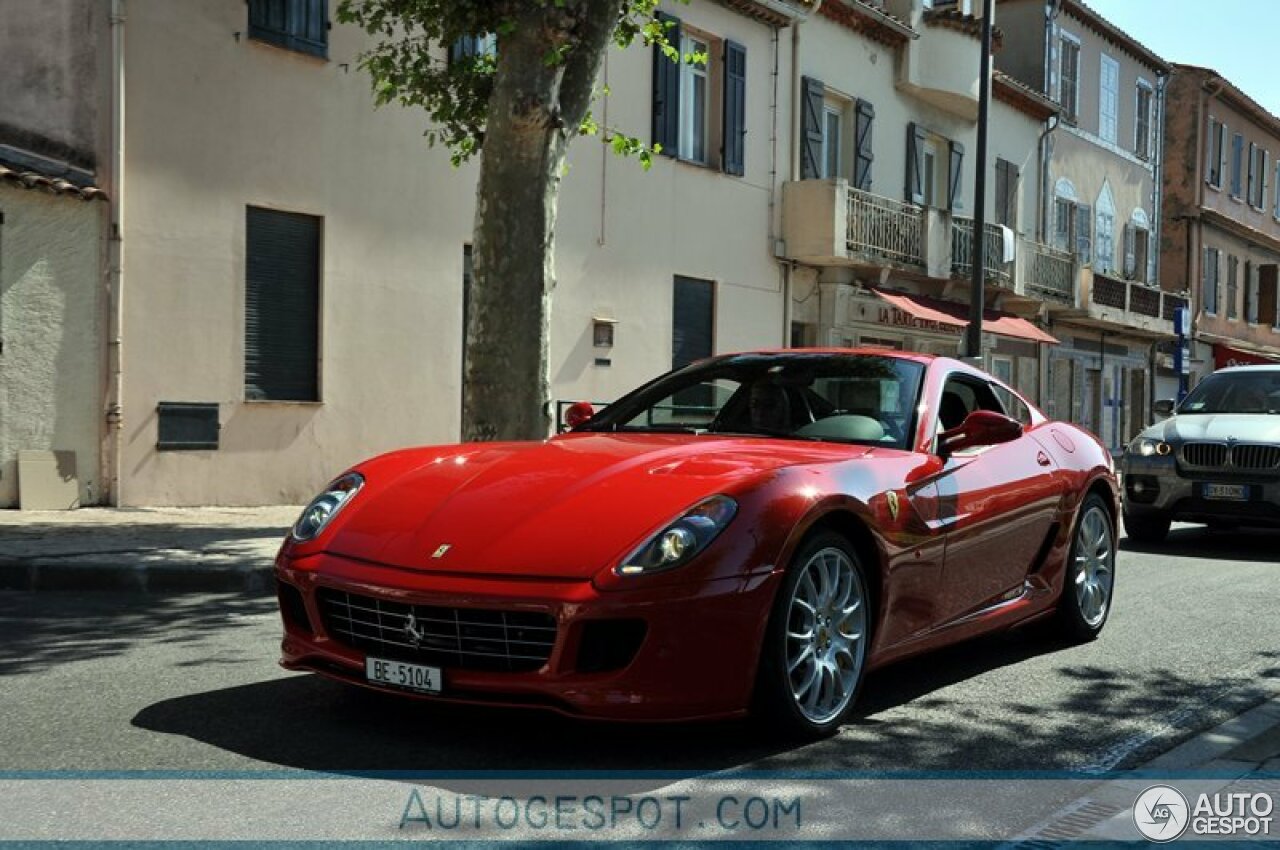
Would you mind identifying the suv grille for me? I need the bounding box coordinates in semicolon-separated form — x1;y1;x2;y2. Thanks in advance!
1181;443;1227;468
1232;444;1280;471
316;588;557;672
1181;442;1280;472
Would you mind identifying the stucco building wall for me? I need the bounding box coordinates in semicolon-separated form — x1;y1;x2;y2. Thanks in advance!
0;187;104;507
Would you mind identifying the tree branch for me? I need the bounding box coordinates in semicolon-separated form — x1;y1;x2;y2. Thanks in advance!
558;0;628;134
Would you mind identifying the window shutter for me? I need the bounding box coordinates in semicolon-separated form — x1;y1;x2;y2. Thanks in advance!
853;99;874;191
1122;222;1136;278
800;76;824;180
295;0;328;54
245;207;321;402
722;40;746;177
1204;119;1214;184
905;123;925;205
1247;262;1259;323
1203;247;1217;314
1075;203;1092;264
1232;133;1244;196
947;139;964;212
651;12;681;158
1248;142;1257;204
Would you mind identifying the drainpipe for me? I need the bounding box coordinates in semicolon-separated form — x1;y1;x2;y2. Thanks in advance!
783;5;823;345
105;0;126;506
1151;71;1167;289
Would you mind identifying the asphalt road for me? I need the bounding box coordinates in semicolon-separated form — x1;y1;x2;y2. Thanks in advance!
0;523;1276;780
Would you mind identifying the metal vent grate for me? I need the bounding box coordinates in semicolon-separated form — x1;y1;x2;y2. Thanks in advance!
316;588;557;673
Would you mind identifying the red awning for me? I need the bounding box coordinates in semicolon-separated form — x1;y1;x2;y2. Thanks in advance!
871;289;1059;346
1214;344;1279;369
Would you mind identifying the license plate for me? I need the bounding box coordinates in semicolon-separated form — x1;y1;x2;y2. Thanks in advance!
365;657;441;694
1203;483;1248;501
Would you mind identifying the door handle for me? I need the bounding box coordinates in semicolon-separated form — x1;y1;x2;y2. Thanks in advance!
1036;451;1052;467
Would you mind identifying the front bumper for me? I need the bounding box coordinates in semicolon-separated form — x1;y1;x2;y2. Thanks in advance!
1120;454;1280;526
276;552;781;721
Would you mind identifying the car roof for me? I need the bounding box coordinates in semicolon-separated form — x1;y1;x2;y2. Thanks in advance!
713;347;938;365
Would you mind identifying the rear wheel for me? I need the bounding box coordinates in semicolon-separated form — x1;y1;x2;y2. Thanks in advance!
755;531;871;738
1057;494;1116;642
1122;511;1170;544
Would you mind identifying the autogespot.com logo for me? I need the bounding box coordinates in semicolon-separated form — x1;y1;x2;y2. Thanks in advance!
1134;785;1190;842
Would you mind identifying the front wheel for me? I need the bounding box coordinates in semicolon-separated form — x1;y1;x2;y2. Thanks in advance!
1057;494;1117;642
755;531;871;738
1123;510;1170;544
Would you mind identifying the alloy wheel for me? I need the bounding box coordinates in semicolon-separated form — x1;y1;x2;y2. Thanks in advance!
1073;506;1115;628
784;546;868;725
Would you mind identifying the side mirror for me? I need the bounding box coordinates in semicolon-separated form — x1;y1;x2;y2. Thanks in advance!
939;409;1023;456
564;401;595;429
1152;399;1176;418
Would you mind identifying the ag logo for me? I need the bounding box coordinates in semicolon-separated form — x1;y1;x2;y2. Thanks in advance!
1133;785;1190;842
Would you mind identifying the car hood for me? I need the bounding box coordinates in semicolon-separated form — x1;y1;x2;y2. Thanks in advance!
324;432;868;579
1145;414;1280;444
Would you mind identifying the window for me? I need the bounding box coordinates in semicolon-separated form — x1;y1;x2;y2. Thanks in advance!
1075;203;1093;265
1099;55;1119;144
672;276;714;406
245;207;321;401
653;15;745;176
1095;183;1115;274
1203;247;1219;315
1135;82;1153;159
1231;132;1245;198
822;105;843;179
907;123;962;210
1124;209;1150;282
678;33;710;163
995;158;1018;229
1059;35;1081;123
1249;144;1268;209
1226;254;1239;319
1054;198;1075;252
248;0;327;58
1206;118;1225;188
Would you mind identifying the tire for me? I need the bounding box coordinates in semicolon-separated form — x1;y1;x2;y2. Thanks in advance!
1123;510;1170;544
1057;494;1117;642
755;531;872;738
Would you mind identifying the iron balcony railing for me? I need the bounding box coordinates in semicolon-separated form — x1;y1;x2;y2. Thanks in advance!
846;187;924;267
951;217;1013;287
1023;240;1076;303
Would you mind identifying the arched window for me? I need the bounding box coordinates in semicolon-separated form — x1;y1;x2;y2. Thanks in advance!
1095;182;1116;274
1124;208;1151;282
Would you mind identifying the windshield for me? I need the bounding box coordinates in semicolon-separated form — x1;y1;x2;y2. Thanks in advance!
577;353;926;450
1179;370;1280;415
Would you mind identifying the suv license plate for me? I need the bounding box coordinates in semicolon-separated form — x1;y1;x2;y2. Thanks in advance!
1203;483;1248;501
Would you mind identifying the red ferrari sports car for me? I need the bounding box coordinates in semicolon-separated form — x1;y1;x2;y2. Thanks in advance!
276;350;1118;735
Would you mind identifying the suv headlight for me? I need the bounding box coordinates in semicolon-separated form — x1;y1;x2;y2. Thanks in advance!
292;472;364;541
616;495;738;576
1128;437;1171;457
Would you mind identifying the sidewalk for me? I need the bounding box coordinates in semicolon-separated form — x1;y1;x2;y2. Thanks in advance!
1007;687;1280;844
0;506;299;593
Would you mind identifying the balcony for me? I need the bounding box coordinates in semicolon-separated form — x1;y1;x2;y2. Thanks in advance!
1020;240;1077;305
898;18;981;119
1081;271;1184;337
950;218;1013;288
781;180;925;269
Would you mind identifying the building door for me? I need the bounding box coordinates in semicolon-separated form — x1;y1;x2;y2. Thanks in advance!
1085;368;1101;437
1128;368;1146;441
672;276;715;409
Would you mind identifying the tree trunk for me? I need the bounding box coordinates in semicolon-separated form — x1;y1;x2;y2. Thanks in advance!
462;1;624;443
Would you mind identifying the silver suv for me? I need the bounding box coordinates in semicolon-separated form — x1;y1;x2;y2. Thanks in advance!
1121;365;1280;542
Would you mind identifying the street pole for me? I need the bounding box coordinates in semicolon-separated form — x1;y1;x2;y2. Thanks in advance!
965;0;995;361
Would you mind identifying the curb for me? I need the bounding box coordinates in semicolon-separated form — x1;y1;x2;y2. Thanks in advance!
0;558;275;595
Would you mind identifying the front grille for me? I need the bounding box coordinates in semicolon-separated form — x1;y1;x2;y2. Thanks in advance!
316;588;557;673
1181;442;1228;468
1232;444;1280;471
1181;442;1280;472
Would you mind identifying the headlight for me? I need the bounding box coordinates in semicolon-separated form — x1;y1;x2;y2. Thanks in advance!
616;495;738;576
292;472;364;541
1128;437;1172;457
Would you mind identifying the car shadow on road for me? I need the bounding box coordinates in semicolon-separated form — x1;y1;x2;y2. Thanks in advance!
1121;525;1280;562
129;623;1280;790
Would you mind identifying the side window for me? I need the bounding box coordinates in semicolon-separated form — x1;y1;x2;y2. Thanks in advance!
992;384;1033;426
938;375;1005;432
